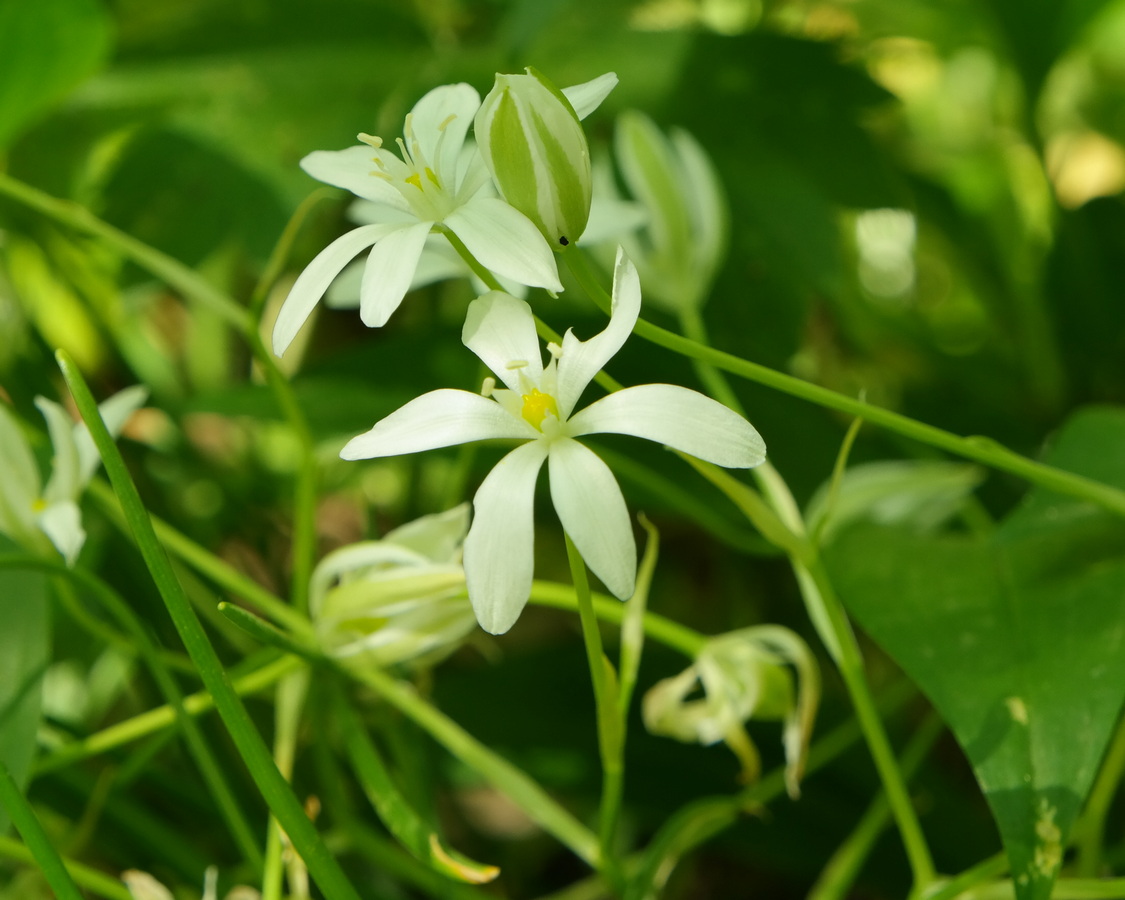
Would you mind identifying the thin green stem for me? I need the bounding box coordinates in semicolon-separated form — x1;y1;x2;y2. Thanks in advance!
1075;712;1125;876
528;580;706;657
34;655;305;774
250;187;336;320
565;249;1125;519
565;533;625;884
263;670;311;900
0;759;84;900
0;834;133;900
808;712;944;900
923;853;1009;900
440;226;506;292
0;556;263;870
348;663;600;867
59;348;361;900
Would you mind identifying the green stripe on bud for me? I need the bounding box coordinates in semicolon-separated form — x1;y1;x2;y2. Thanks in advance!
475;68;595;250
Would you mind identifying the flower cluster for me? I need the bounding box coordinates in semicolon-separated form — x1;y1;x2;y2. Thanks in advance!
277;69;766;637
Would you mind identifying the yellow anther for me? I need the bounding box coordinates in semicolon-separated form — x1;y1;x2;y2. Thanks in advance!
31;498;47;512
405;173;423;190
438;113;457;132
521;389;559;429
358;133;383;148
480;376;496;398
506;359;529;371
425;166;441;187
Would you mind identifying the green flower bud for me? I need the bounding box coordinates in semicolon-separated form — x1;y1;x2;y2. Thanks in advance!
475;68;616;250
643;625;819;796
310;505;478;669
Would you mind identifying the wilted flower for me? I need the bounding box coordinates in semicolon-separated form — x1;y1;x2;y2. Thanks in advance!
643;625;819;797
122;867;260;900
475;69;617;249
0;386;147;565
309;504;477;667
272;83;563;355
611;109;728;314
340;249;766;634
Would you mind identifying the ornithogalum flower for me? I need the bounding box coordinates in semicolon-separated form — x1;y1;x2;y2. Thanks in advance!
310;504;477;668
341;250;766;634
643;625;819;797
611;109;728;313
0;386;147;565
272;83;564;356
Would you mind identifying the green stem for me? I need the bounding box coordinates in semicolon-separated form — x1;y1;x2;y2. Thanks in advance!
34;655;305;774
923;853;1009;900
0;759;84;900
347;663;600;867
565;249;1125;519
59;348;361;900
808;712;944;900
1075;712;1125;876
528;580;705;656
263;670;312;900
565;533;625;885
0;834;133;900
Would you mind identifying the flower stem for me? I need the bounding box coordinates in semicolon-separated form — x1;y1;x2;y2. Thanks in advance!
564;533;626;887
0;834;133;900
57;351;362;900
564;249;1125;519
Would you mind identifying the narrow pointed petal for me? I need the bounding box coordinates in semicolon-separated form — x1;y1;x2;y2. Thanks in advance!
445;197;563;292
562;72;618;120
0;405;42;517
340;390;536;461
359;220;432;327
555;248;641;417
408;83;481;180
463;441;549;634
75;385;148;486
462;292;544;392
568;384;767;468
36;398;81;505
548;438;635;600
300;146;408;208
38;500;85;566
385;502;471;562
273;224;395;355
309;541;429;616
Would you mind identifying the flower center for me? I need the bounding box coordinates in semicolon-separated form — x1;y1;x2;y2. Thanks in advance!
360;112;459;222
31;497;47;513
520;389;559;430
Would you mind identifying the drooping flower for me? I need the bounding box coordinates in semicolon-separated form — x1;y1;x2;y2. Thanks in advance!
310;504;477;668
474;69;618;249
340;250;766;634
272;83;564;356
0;386;147;565
643;625;819;797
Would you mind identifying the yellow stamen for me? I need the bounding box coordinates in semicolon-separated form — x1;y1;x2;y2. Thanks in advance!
521;389;559;429
31;498;47;512
405;173;423;190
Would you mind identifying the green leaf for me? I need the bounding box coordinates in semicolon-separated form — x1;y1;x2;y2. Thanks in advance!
824;407;1125;900
0;539;50;836
0;0;111;148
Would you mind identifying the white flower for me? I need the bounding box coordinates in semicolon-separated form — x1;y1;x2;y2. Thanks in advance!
643;625;819;797
310;504;477;667
340;250;766;634
272;83;564;356
0;386;147;565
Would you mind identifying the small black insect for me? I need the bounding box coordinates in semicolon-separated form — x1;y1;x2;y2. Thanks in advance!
559;236;570;246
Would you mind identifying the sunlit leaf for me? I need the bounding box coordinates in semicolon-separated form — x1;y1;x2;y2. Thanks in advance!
825;407;1125;900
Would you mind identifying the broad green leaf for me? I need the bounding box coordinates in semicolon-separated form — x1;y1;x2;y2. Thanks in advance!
0;0;111;148
824;407;1125;900
0;540;51;836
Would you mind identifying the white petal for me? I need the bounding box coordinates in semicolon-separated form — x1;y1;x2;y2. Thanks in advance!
346;199;418;226
273;224;395;355
555;248;641;417
385;502;471;562
324;259;364;309
671;127;727;283
562;72;618;120
37;500;85;566
463;441;549;634
568;384;766;468
462;292;544;392
36;398;81;505
300;146;408;208
340;390;536;460
309;541;429;616
358;220;432;327
0;405;39;537
408;83;481;183
445;197;563;292
548;438;635;600
75;385;148;486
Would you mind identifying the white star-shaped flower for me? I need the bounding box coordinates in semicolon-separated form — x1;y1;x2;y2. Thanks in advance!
0;386;147;565
272;83;564;355
340;250;766;634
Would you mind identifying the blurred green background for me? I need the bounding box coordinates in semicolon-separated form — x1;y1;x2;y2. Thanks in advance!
3;0;1125;896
